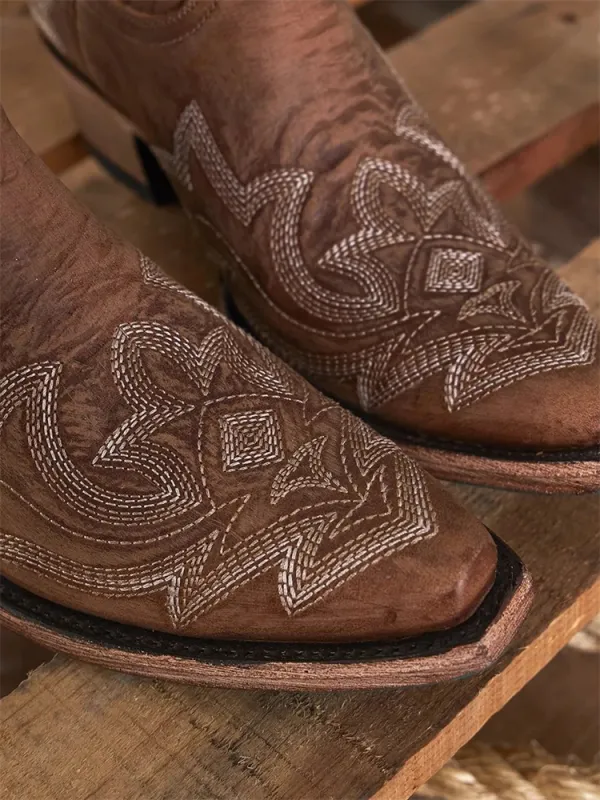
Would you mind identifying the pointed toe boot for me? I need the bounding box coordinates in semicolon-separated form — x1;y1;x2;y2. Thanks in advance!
0;108;533;689
31;0;600;494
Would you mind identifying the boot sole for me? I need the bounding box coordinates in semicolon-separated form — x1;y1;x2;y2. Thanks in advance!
0;535;532;690
42;37;600;495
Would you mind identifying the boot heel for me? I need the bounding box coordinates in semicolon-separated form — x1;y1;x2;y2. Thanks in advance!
47;44;177;206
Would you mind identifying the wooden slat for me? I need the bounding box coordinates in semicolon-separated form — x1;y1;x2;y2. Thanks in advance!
1;204;597;796
0;12;79;167
557;239;600;317
389;0;600;200
478;640;600;762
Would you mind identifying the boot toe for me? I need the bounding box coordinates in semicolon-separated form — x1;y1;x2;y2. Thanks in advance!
306;479;498;642
379;349;600;454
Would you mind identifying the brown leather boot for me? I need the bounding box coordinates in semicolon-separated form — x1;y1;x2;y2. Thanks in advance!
0;107;533;689
31;0;600;494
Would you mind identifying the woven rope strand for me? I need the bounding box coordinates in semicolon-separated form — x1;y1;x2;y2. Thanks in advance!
415;742;600;800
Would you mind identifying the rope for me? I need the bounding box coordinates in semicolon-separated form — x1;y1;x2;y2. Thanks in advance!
414;742;600;800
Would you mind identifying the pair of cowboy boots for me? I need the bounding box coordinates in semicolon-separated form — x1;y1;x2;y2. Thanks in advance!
0;0;597;689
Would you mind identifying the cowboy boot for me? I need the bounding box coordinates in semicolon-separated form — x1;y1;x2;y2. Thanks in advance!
30;0;600;493
0;107;532;689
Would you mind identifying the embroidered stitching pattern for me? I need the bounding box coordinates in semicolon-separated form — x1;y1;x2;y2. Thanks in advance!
0;256;438;625
425;249;483;294
155;98;598;413
219;409;284;471
270;436;347;504
458;281;526;322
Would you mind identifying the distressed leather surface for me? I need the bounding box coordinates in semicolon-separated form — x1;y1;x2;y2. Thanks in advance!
0;109;496;642
33;0;600;452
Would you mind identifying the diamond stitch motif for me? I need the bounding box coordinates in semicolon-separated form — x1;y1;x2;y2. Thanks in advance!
0;256;440;625
219;409;284;472
425;249;484;294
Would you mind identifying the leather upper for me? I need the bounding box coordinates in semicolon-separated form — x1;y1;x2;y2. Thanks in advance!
32;0;600;452
1;107;496;642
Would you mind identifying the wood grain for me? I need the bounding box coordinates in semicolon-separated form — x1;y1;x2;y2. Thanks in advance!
1;239;598;798
389;0;600;200
479;644;600;762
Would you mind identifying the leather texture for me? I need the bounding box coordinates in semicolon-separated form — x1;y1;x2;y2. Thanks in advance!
31;0;600;454
0;108;497;643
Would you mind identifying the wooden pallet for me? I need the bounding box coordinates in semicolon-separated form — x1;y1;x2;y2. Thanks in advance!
1;2;599;798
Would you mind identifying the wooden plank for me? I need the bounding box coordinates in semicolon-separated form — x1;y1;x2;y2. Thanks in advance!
389;0;600;200
503;147;600;266
478;643;600;762
1;205;597;796
557;239;600;317
0;12;78;165
371;0;467;35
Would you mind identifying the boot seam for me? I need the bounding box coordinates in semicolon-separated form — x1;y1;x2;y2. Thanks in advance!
85;0;219;46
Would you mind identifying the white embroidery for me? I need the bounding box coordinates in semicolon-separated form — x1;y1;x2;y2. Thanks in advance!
219;409;284;471
458;281;526;322
155;101;406;332
2;445;435;622
425;249;483;293
0;361;200;526
270;436;347;504
0;255;439;625
541;269;589;314
156;99;597;414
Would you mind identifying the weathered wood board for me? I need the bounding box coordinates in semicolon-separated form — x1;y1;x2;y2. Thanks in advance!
389;0;600;199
